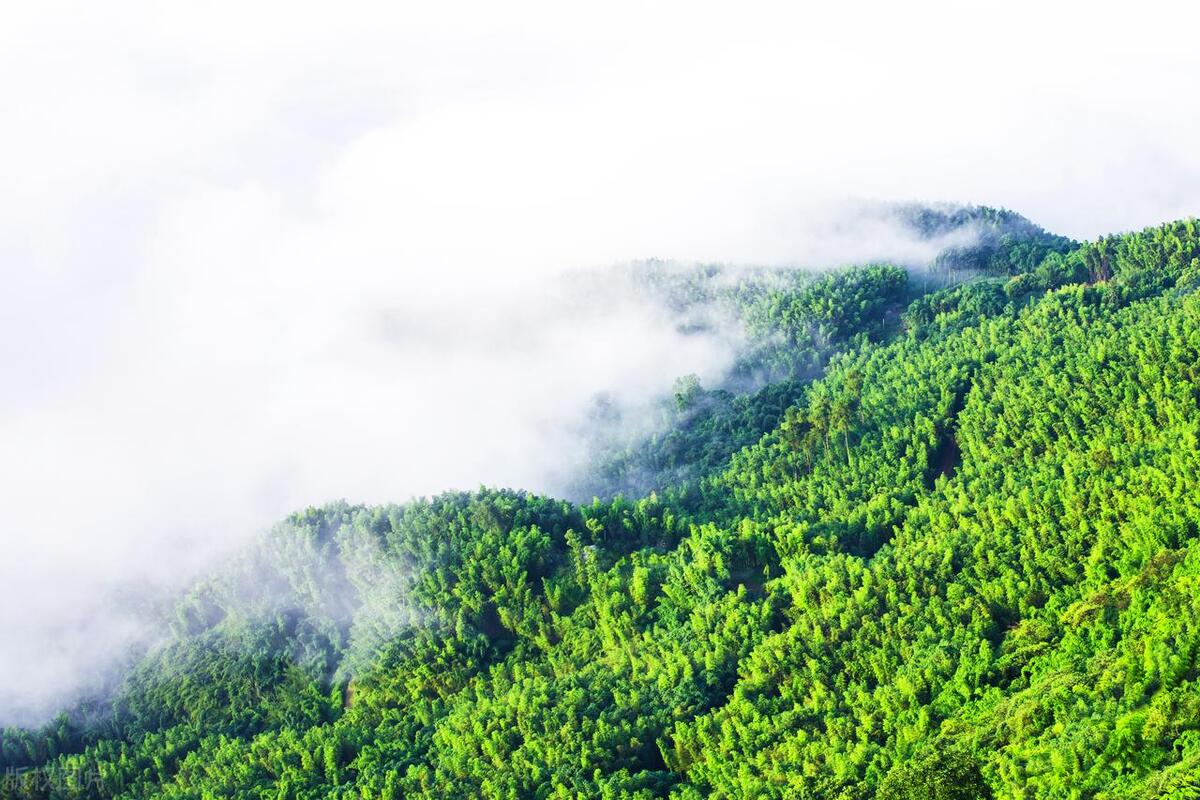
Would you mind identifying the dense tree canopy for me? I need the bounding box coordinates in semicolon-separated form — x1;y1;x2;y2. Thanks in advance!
6;209;1200;799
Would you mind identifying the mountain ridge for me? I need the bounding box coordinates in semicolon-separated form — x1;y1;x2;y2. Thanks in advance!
6;208;1200;799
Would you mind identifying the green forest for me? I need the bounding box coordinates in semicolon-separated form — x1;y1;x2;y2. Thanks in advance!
8;208;1200;799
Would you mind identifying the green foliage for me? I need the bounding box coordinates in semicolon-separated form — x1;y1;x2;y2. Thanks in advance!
902;203;1076;276
580;263;912;500
878;745;992;800
7;215;1200;799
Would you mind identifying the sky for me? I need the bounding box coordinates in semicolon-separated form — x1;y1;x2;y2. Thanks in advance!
2;0;1199;723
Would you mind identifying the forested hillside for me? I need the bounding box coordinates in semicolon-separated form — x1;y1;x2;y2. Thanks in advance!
7;210;1200;799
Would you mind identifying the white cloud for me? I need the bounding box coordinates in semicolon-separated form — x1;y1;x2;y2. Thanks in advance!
2;0;1199;723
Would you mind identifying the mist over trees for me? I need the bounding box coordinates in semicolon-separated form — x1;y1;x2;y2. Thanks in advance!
7;209;1200;798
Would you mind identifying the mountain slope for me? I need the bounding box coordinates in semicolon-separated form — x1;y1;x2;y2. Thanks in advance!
5;212;1200;799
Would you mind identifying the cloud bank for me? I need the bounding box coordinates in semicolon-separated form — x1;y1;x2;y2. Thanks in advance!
2;0;1199;724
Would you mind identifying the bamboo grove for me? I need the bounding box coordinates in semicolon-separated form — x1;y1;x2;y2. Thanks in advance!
5;210;1200;799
